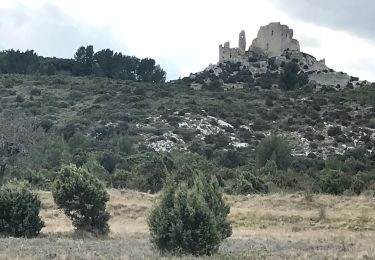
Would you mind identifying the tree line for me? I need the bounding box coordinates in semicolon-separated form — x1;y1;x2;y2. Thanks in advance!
0;46;166;83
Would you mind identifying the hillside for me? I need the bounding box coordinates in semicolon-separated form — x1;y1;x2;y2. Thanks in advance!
0;22;375;197
0;71;374;194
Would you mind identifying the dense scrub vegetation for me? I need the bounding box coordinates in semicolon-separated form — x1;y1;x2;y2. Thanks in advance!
0;56;374;258
0;69;373;198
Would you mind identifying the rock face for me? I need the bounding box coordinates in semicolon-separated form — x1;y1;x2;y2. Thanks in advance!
250;22;300;57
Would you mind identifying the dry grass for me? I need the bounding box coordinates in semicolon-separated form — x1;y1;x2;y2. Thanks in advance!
1;190;375;259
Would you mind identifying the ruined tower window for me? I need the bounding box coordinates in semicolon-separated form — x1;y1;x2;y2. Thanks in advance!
271;30;274;36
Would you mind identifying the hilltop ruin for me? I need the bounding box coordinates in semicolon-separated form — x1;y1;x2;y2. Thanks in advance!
212;22;359;88
219;22;301;63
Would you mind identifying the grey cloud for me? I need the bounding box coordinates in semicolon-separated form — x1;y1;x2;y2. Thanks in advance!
297;35;321;48
271;0;375;41
0;4;127;58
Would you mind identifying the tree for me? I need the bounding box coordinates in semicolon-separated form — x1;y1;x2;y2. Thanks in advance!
112;53;139;80
94;49;114;77
0;113;37;182
127;154;172;193
151;65;166;83
256;135;293;170
0;180;44;237
279;62;300;90
137;58;155;82
2;49;39;74
148;173;232;256
73;45;94;76
52;164;110;235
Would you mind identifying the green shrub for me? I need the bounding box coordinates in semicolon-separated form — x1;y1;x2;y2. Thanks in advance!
258;160;278;175
30;88;42;96
279;62;300;90
24;170;52;190
325;156;343;171
15;94;25;103
67;132;91;155
212;149;247;168
256;135;292;170
52;164;110;235
127;153;173;193
27;135;71;170
319;170;352;195
118;136;136;155
110;169;129;188
170;152;215;185
99;152;120;174
367;118;375;129
327;126;342;136
148;173;232;256
39;119;53;132
231;171;268;194
0;180;44;237
82;153;108;181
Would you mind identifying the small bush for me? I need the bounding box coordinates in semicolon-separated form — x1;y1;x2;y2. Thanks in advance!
327;126;342;137
127;154;172;193
319;170;352;195
0;180;44;238
30;88;42;96
231;171;268;194
256;135;292;170
15;94;25;103
148;173;232;256
39;119;54;132
52;164;110;235
99;152;119;174
118;136;136;155
110;169;129;189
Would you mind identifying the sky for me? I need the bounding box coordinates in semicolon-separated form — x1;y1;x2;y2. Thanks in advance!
0;0;374;82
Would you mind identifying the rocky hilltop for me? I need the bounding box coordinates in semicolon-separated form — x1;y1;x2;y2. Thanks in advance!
188;22;371;90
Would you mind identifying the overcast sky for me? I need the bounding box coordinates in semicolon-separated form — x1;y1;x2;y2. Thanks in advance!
0;0;374;81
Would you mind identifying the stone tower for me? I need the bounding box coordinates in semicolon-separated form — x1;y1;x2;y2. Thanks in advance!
239;30;246;53
250;22;300;57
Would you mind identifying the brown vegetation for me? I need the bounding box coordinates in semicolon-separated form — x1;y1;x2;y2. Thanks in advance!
1;190;375;259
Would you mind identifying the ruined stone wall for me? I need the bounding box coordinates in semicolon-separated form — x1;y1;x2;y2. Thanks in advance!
219;31;249;64
239;30;246;53
250;22;300;57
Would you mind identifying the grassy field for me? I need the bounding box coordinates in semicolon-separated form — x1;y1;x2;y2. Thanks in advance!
1;190;375;259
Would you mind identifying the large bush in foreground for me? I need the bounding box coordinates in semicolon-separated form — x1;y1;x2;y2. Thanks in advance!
148;173;232;256
256;135;292;170
52;164;110;235
0;180;44;237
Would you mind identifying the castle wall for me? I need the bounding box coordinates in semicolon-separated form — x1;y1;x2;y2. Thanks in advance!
219;23;301;64
219;31;249;64
250;22;300;57
239;30;246;53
